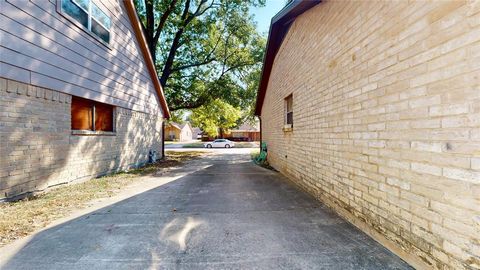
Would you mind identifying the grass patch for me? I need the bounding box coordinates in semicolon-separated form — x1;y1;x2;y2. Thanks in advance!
182;142;205;148
0;151;204;247
233;142;260;148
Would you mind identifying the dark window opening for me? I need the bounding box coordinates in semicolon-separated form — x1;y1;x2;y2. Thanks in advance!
60;0;111;44
91;19;110;43
285;94;293;127
62;0;88;28
286;111;293;125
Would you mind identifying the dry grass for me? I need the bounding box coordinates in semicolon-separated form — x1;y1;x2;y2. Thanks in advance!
0;151;204;247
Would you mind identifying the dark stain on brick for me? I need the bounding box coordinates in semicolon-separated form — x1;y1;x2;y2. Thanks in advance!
328;59;337;69
445;142;452;150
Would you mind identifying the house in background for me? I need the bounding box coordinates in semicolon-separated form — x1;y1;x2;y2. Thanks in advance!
226;121;260;141
0;0;170;200
164;122;193;141
255;1;479;269
192;127;202;140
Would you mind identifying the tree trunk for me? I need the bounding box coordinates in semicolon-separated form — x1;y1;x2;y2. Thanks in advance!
142;0;178;64
144;0;155;58
160;28;184;86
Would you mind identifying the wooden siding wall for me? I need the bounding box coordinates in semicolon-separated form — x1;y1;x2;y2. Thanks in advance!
0;0;162;115
231;131;261;141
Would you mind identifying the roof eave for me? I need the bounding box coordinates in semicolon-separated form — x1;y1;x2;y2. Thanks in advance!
254;0;321;116
124;0;171;119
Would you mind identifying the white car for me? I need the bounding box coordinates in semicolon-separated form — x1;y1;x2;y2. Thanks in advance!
204;139;235;148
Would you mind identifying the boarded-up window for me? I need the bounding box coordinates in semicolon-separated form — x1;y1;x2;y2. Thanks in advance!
94;102;114;131
285;94;293;126
71;97;93;130
71;96;114;132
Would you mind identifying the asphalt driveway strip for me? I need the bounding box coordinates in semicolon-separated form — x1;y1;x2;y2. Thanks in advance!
0;150;412;269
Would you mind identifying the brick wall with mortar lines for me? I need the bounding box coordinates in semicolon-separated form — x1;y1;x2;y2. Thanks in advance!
0;77;164;200
260;1;479;269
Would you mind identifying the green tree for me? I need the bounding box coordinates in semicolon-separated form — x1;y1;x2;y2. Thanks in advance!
168;109;186;123
190;99;241;137
134;0;266;111
239;68;261;124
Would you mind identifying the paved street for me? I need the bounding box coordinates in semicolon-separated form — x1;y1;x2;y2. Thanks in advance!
0;150;411;269
164;141;259;150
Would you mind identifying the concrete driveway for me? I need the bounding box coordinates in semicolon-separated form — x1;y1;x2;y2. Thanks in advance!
0;150;411;269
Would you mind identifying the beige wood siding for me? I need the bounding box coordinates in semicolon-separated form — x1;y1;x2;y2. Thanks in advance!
0;0;162;115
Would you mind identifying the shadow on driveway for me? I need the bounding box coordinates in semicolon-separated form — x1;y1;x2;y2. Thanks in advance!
0;154;412;269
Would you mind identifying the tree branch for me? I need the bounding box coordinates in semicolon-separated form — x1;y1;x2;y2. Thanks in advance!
194;0;215;17
160;0;192;85
141;0;179;62
144;0;154;51
170;97;209;111
160;0;216;86
219;61;257;78
152;0;178;48
181;0;192;21
171;57;216;72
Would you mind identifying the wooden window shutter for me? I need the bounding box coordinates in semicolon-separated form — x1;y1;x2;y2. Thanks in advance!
95;102;114;131
71;96;93;130
71;96;114;132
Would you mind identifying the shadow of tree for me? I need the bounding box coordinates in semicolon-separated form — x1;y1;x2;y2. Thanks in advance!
1;79;163;201
1;0;165;200
1;160;412;270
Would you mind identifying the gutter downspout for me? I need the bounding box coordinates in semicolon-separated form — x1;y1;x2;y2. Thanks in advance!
162;120;165;159
259;116;262;152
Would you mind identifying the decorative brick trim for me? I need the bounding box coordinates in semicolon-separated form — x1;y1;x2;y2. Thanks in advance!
3;78;71;104
117;106;161;120
1;77;164;200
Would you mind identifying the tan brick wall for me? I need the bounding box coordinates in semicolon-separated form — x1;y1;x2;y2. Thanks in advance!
0;78;164;200
260;1;480;269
